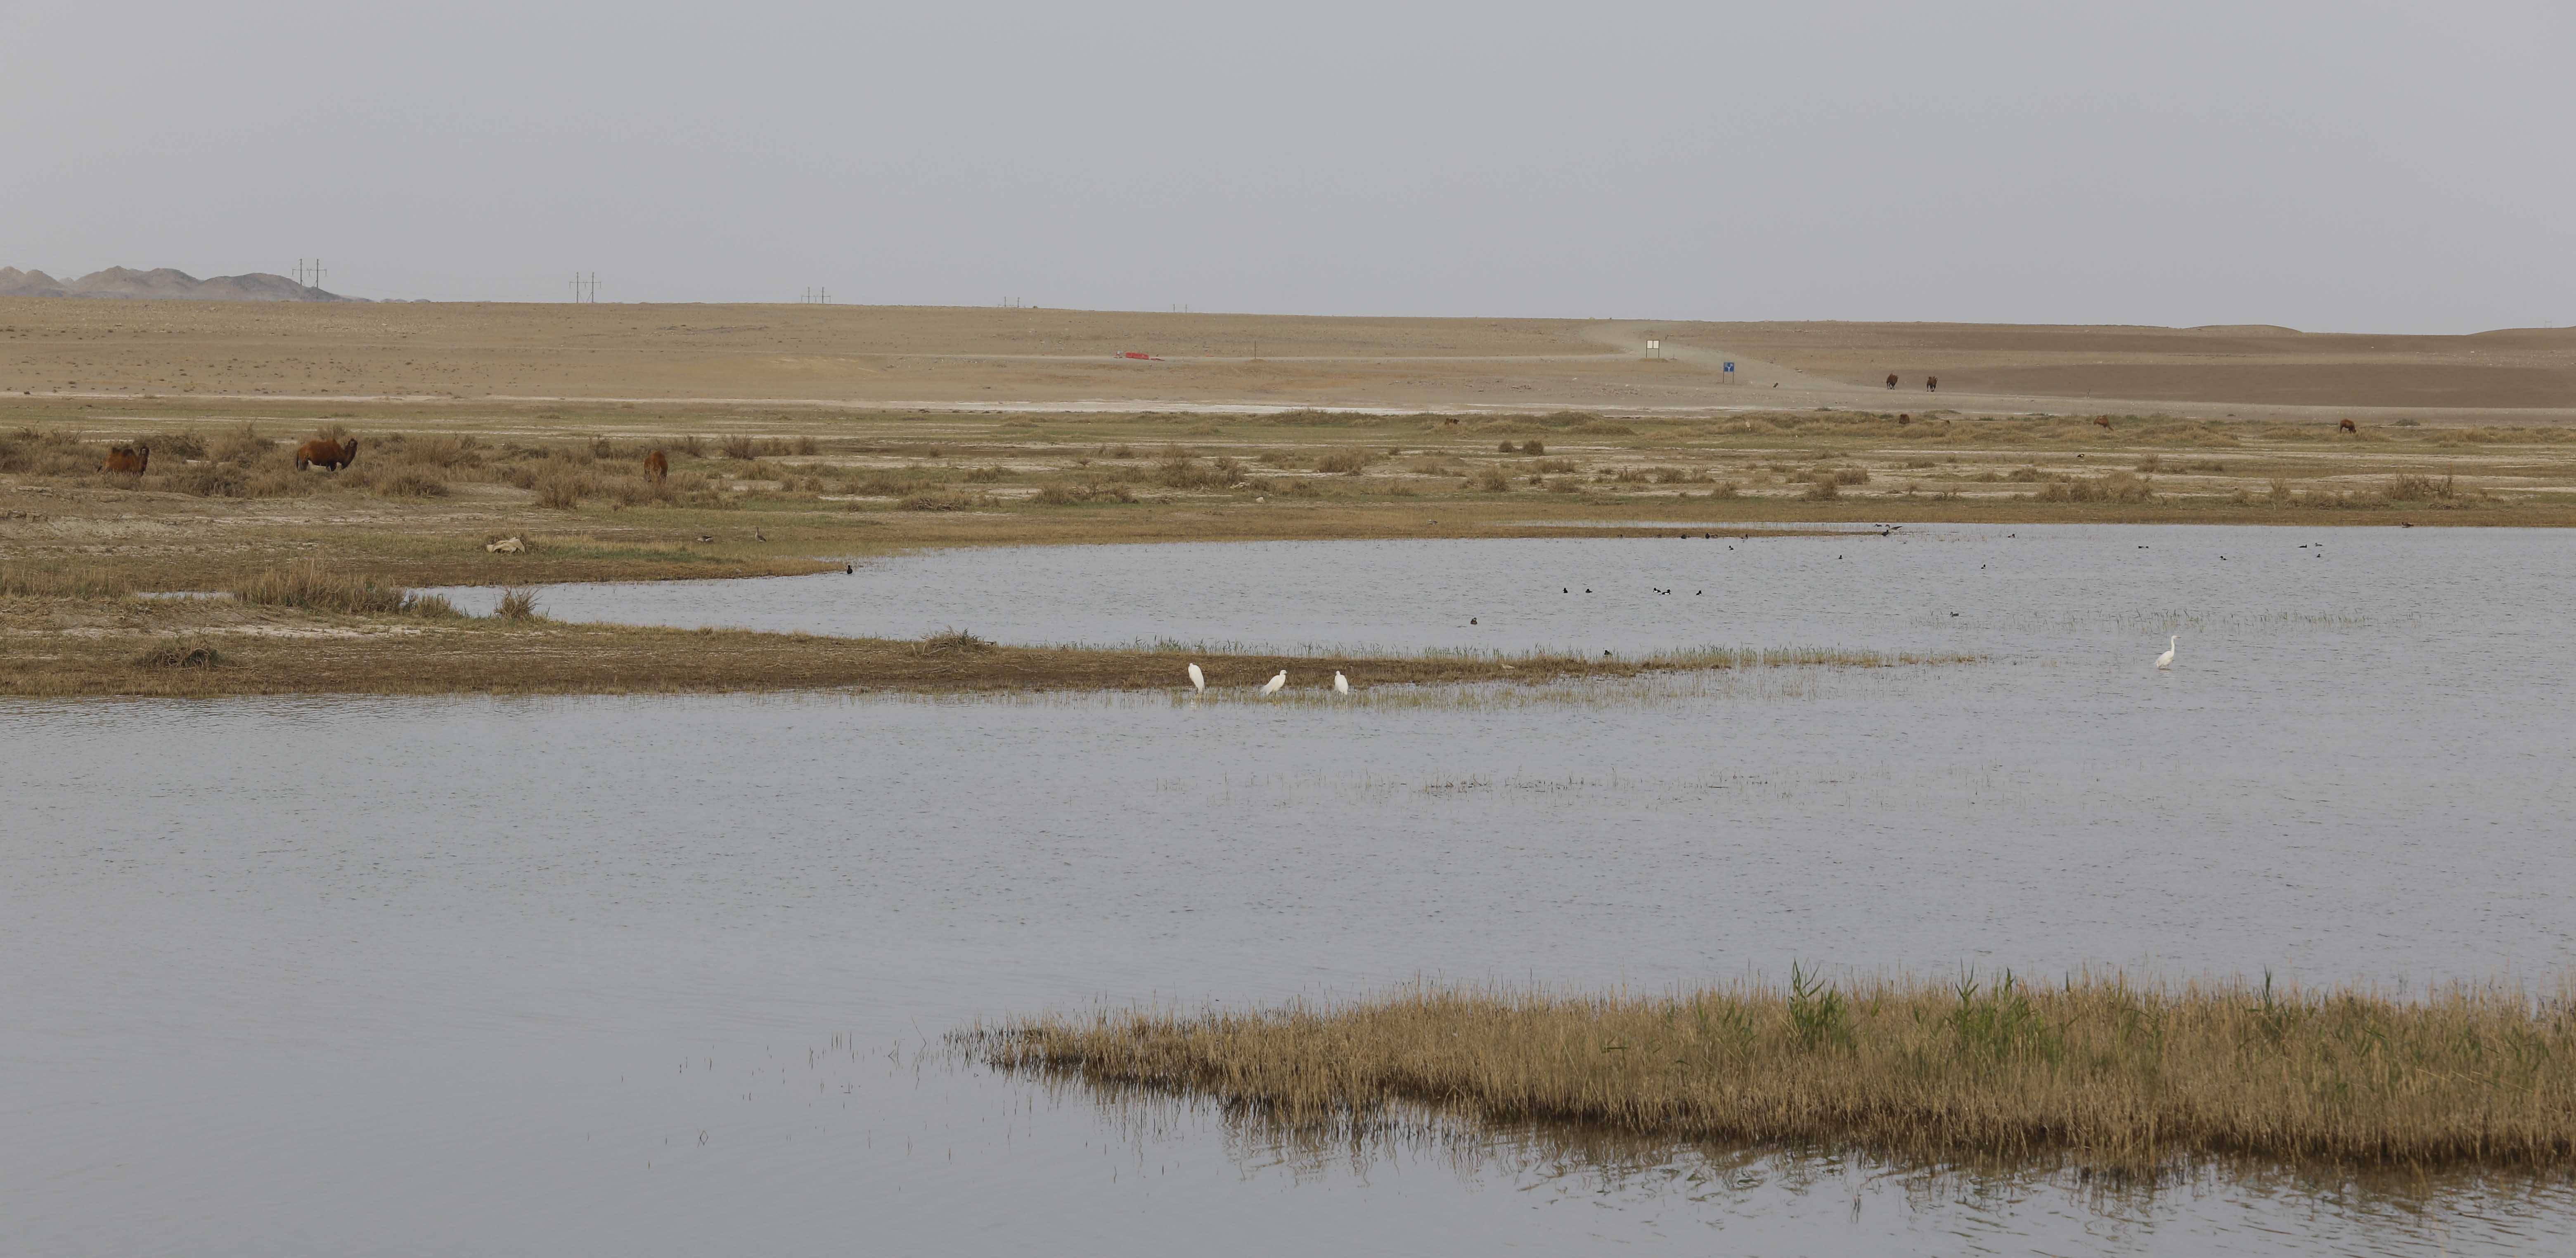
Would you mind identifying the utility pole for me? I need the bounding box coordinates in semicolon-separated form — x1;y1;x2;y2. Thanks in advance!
569;272;598;303
294;259;327;289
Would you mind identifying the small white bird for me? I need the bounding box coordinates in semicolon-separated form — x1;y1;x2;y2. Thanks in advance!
1333;672;1350;695
1186;663;1205;693
2155;635;2177;670
1260;670;1287;696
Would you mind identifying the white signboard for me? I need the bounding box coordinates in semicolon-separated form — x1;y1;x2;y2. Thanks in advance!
1646;339;1661;351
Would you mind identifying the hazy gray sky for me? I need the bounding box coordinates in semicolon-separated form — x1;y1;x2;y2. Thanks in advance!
4;0;2569;331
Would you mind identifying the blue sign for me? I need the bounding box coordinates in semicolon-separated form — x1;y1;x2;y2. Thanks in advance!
1723;362;1736;373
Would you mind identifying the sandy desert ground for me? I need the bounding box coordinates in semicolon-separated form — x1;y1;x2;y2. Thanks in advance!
5;299;2571;423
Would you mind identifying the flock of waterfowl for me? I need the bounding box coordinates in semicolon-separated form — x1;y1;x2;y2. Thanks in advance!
1185;662;1352;698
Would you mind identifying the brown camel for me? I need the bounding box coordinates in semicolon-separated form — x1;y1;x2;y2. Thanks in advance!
643;449;669;482
1926;376;1939;392
2093;416;2113;431
2339;419;2358;434
295;437;360;471
101;443;149;475
1885;373;1898;389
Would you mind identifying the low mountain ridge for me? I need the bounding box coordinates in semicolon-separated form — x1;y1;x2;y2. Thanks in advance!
0;265;354;302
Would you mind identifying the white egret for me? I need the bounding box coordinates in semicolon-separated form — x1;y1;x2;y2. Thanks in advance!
1333;672;1350;695
1260;670;1287;696
2155;636;2176;670
1186;663;1205;693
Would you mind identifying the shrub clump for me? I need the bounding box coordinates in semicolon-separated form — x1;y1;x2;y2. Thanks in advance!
898;491;995;511
1032;482;1138;506
131;641;223;669
919;627;995;654
2384;473;2460;503
534;469;595;509
492;588;543;621
373;468;450;499
2035;472;2157;503
1151;456;1248;490
211;424;276;466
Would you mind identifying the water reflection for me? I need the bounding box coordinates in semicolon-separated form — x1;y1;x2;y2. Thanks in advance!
1027;1072;2575;1256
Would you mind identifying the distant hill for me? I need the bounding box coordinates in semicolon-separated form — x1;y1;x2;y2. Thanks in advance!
0;266;356;302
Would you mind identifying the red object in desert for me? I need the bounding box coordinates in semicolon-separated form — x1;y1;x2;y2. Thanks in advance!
1122;351;1154;360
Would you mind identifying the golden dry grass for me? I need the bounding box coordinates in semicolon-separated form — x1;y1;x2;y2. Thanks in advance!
973;974;2576;1173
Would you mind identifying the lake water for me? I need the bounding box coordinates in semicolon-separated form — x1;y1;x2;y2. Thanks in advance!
9;525;2574;1255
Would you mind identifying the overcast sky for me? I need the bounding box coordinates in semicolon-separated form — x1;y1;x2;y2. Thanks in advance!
3;0;2569;331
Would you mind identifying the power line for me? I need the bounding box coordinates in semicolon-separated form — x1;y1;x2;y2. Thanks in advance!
568;272;599;303
293;259;327;290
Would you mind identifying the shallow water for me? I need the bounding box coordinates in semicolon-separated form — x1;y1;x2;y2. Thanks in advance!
11;525;2576;1255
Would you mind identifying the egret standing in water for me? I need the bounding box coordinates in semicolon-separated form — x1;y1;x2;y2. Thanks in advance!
1260;670;1288;696
1186;663;1205;693
1333;672;1350;695
2155;636;2177;670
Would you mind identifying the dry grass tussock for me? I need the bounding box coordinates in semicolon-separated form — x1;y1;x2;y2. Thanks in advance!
918;627;997;654
2;562;134;598
231;560;462;618
975;974;2576;1173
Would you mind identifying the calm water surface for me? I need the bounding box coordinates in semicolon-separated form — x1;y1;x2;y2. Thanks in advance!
9;525;2574;1255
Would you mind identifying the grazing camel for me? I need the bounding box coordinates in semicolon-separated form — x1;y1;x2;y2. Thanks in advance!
1896;413;1911;426
100;443;149;475
294;437;359;471
1885;373;1898;389
1925;375;1939;392
2339;419;2358;434
643;449;669;482
2093;416;2114;431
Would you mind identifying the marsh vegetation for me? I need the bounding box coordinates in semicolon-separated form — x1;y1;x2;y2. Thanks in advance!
976;974;2576;1173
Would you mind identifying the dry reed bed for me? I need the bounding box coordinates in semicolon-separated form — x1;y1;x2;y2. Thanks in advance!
972;976;2576;1173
